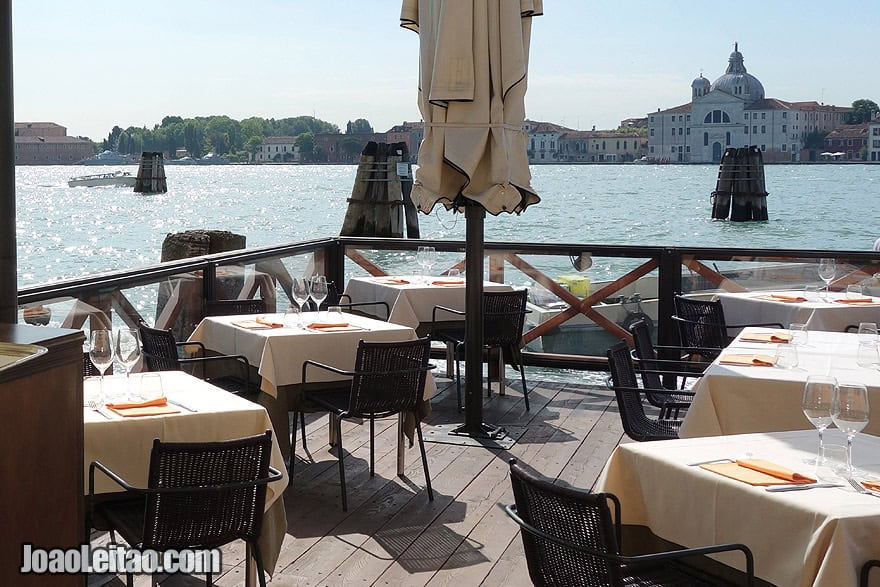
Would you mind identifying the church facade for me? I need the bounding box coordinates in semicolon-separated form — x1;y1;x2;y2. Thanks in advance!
647;45;851;163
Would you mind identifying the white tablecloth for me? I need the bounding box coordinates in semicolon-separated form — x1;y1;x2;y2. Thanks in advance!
680;328;880;438
717;290;880;333
84;371;288;576
343;276;513;329
596;430;880;587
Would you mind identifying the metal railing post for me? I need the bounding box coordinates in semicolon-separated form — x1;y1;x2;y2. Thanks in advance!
657;247;682;347
0;0;15;323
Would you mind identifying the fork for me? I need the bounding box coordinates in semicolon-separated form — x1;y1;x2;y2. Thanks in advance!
847;477;880;498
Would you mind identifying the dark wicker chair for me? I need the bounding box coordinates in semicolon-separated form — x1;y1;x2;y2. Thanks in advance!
294;337;434;511
204;298;266;316
628;319;707;415
83;351;112;377
606;341;688;441
88;431;283;587
431;289;531;411
672;295;783;362
137;321;257;398
505;458;755;587
861;560;880;587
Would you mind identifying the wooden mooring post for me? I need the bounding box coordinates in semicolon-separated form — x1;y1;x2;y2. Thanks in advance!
340;141;419;238
135;151;168;193
711;145;768;221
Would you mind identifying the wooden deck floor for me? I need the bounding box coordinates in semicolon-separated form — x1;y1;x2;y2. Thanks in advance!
94;370;626;586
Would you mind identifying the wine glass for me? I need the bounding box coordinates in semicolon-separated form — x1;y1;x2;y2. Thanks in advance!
832;382;870;477
291;277;310;326
802;375;836;466
417;246;436;281
818;258;836;298
89;329;114;395
115;329;141;384
310;275;329;319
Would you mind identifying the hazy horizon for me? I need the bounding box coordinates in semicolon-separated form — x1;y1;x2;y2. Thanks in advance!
12;1;880;141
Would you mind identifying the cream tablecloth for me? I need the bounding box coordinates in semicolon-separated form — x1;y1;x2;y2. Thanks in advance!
84;371;288;577
680;328;880;438
343;276;513;330
596;430;880;587
716;290;880;333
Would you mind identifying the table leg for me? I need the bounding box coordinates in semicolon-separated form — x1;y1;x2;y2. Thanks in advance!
397;412;405;476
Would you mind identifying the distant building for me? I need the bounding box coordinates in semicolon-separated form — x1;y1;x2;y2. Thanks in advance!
558;130;646;162
385;121;424;161
647;45;852;163
254;136;299;163
525;120;572;163
824;125;869;160
14;122;93;165
620;117;648;129
868;115;880;162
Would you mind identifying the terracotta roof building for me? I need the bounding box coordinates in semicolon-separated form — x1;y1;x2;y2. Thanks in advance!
14;122;94;165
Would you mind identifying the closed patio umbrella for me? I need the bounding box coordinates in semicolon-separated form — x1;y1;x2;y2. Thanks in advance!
401;0;542;438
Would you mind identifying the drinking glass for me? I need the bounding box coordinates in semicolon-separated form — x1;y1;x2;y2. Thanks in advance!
328;305;345;323
447;268;461;278
115;329;141;382
818;258;836;298
139;373;164;401
775;343;798;369
802;375;836;466
847;284;864;299
284;305;300;328
89;330;114;387
803;284;819;301
832;382;870;477
291;277;310;326
856;341;880;369
310;275;329;318
416;246;436;281
858;322;878;343
788;322;808;346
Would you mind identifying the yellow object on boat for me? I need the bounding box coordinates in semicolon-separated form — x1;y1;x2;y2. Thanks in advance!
556;275;590;297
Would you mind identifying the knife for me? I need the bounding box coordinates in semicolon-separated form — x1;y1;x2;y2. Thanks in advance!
167;398;198;412
765;483;843;492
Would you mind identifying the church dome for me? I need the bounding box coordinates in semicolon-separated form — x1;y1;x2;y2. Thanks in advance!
692;75;710;91
711;43;764;102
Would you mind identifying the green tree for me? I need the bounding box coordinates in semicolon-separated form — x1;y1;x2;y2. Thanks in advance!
346;118;373;134
339;137;362;162
295;132;315;161
803;129;828;150
161;115;184;127
847;99;879;124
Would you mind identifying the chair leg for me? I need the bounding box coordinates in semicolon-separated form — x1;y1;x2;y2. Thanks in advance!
520;364;529;412
299;411;308;452
251;541;267;587
125;572;134;587
369;416;375;477
205;570;212;585
336;414;348;511
454;342;463;412
289;411;298;476
415;421;434;501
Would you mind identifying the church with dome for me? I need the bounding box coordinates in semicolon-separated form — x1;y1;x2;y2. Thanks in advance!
647;44;851;163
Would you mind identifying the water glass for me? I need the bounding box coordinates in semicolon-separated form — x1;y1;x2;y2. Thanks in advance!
328;305;345;323
284;306;300;328
447;268;461;278
847;284;864;299
139;373;164;401
858;322;878;344
775;343;798;369
856;341;880;369
788;323;808;346
803;284;819;301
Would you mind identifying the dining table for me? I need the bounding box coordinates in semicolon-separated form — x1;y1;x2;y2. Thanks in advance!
596;430;880;587
83;371;288;582
680;327;880;438
187;311;437;466
342;275;514;333
715;289;880;333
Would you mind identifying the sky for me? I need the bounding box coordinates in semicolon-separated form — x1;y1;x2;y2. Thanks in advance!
12;0;880;141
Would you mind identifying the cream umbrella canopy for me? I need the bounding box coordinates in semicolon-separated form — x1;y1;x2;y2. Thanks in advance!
401;0;542;437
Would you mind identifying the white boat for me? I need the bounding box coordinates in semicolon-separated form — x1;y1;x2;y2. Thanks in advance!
77;150;136;165
68;170;137;188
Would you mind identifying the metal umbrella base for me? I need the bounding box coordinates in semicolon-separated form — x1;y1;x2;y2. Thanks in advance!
423;422;524;449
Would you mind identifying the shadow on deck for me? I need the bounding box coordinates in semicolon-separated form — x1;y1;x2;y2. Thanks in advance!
91;369;625;586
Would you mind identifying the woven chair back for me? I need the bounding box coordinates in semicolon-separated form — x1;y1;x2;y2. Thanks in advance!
509;459;623;586
673;295;728;351
347;337;431;419
483;289;528;348
138;322;182;372
205;299;266;317
142;431;273;550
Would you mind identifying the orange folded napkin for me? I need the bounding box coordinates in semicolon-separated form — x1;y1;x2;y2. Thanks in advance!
757;294;808;303
431;279;465;286
232;319;275;329
255;317;284;328
306;322;350;329
739;331;792;343
835;298;877;305
377;278;410;284
105;397;180;417
719;353;776;366
701;459;816;486
861;480;880;492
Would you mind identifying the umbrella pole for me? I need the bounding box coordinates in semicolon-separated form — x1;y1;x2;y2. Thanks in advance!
451;201;507;439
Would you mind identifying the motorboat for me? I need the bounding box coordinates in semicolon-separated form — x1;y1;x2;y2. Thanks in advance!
77;150;136;165
68;170;137;188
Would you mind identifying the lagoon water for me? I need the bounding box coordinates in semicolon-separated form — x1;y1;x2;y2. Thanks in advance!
14;163;880;288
